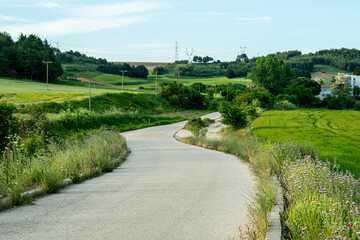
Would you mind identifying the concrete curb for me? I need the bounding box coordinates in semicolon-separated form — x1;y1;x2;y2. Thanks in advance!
0;178;73;210
265;176;284;240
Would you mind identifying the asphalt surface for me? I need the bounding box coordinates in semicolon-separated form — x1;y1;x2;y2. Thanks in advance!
0;112;254;240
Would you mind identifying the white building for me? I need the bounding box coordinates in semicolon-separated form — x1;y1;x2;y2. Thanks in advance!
345;74;360;88
318;85;332;99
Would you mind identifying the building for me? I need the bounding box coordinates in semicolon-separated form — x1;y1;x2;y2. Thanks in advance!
345;74;360;88
318;85;332;99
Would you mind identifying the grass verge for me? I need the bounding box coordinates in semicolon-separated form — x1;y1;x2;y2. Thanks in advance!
0;130;129;209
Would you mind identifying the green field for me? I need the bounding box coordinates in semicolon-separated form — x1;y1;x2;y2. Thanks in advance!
313;64;348;75
0;74;251;104
0;78;124;104
251;109;360;176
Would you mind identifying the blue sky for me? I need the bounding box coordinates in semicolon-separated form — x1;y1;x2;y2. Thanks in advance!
0;0;359;62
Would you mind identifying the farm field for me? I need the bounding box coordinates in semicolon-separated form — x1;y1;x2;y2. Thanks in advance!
0;78;124;104
251;109;360;176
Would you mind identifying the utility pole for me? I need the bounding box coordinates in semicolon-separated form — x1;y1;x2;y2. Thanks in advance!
227;85;229;101
119;70;127;92
178;71;180;83
155;71;158;97
43;61;53;91
215;78;217;96
89;78;91;112
175;42;179;62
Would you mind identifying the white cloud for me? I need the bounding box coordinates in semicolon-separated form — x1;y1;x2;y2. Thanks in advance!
0;14;30;22
3;1;164;38
236;16;272;22
39;2;62;9
5;16;147;37
180;12;230;16
72;1;163;18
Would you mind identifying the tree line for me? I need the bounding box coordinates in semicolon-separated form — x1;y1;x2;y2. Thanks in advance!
97;63;149;79
0;32;63;82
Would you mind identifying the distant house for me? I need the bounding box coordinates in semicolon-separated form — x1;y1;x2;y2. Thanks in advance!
345;74;360;88
248;84;255;89
318;85;332;99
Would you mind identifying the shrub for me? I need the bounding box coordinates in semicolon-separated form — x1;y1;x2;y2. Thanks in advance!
354;101;360;110
0;102;20;152
219;101;247;129
274;100;297;110
327;96;346;110
184;118;207;138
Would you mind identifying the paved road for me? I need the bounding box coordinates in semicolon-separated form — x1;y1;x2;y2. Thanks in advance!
0;113;254;240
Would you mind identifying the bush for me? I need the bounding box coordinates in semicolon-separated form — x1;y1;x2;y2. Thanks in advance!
0;102;20;152
274;100;297;110
354;101;360;110
219;101;247;129
184;118;207;138
327;97;346;110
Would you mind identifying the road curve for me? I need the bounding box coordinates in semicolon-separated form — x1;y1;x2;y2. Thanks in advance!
0;113;254;240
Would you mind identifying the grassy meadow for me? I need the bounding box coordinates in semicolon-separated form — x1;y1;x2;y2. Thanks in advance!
251;109;360;176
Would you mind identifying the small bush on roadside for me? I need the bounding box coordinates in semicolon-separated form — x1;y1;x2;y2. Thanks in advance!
184;118;207;138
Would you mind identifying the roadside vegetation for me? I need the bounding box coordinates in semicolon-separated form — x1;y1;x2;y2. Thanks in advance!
179;52;360;239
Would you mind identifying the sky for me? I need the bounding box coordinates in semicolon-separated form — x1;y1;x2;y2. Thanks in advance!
0;0;359;62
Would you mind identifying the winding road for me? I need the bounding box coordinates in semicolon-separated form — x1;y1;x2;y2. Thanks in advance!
0;113;254;240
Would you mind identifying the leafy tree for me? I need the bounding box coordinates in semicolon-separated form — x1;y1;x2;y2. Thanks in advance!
294;77;321;95
250;54;292;95
327;96;346;110
353;86;360;100
219;101;247;129
202;56;213;64
285;85;316;106
193;56;203;63
235;87;274;108
354;67;360;75
153;66;167;75
236;54;249;63
331;73;352;96
189;82;206;93
160;82;205;109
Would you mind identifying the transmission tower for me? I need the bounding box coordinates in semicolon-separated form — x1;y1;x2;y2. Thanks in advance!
186;48;194;64
239;45;247;55
175;42;179;62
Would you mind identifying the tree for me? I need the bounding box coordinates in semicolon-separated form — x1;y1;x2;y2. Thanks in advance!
294;77;321;95
219;102;247;129
353;66;360;75
353;86;360;100
202;56;213;64
236;54;249;63
193;56;202;63
331;73;352;96
250;55;291;95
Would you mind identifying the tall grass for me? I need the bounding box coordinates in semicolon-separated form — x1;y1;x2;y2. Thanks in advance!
0;130;129;208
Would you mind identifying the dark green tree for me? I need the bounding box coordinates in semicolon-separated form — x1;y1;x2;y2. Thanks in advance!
250;54;291;95
294;77;321;95
219;102;247;129
354;67;360;75
353;86;360;100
